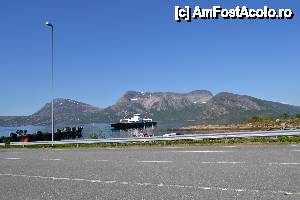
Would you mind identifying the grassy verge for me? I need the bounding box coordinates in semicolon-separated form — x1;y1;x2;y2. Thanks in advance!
4;136;300;149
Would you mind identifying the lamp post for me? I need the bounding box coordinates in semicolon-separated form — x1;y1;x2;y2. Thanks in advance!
46;21;54;143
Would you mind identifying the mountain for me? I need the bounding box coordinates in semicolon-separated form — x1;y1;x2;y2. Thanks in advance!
0;98;102;126
96;91;300;124
109;90;212;114
196;92;300;123
88;90;213;122
32;98;101;118
1;91;300;126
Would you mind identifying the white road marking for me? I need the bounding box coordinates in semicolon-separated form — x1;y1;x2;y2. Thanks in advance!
200;162;245;164
223;146;237;148
94;160;109;162
290;145;298;147
91;180;102;183
291;150;300;152
171;150;231;153
280;163;300;165
137;160;173;163
5;158;21;160
42;158;61;161
284;192;294;195
0;173;297;196
105;180;116;184
135;182;152;186
268;162;300;165
220;188;228;191
52;177;70;181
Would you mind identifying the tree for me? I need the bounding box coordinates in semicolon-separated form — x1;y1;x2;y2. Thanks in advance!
248;116;261;123
281;113;289;120
295;113;300;119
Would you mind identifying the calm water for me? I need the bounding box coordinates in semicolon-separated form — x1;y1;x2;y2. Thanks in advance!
0;121;188;139
0;123;118;139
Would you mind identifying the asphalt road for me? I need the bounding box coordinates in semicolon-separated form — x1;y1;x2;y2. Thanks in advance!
0;145;299;200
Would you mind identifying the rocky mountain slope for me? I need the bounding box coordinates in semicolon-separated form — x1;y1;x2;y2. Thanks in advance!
32;98;101;117
91;91;300;124
1;90;300;126
0;98;102;125
108;90;213;115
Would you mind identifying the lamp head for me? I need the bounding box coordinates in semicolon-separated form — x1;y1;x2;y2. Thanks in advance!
45;21;53;27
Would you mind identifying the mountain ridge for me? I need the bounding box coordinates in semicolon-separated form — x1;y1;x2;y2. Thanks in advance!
0;90;300;126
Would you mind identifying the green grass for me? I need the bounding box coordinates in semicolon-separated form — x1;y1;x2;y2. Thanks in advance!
4;136;300;149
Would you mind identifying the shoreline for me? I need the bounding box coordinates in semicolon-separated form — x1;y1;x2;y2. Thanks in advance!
172;123;300;133
2;136;300;149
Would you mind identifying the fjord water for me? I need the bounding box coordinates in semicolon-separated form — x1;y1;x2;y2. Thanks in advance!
0;123;117;139
0;121;199;138
0;121;188;139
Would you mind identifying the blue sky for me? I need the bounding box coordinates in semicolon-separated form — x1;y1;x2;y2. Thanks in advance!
0;0;299;116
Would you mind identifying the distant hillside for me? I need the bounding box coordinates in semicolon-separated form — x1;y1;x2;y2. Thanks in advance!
89;90;213;122
0;98;103;126
0;91;300;126
32;98;101;117
197;92;300;123
109;90;213;115
94;91;300;124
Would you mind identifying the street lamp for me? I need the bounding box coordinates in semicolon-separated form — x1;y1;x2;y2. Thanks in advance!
45;21;54;143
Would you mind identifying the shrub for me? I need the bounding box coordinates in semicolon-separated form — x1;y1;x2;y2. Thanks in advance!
247;116;274;125
3;138;10;148
281;113;290;120
89;132;98;139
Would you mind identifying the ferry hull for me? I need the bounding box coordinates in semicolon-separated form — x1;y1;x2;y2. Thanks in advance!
111;122;157;130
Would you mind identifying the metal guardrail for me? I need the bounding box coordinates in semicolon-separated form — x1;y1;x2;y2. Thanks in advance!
4;129;300;146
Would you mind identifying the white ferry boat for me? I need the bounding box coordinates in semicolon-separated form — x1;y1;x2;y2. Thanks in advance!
111;114;157;130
